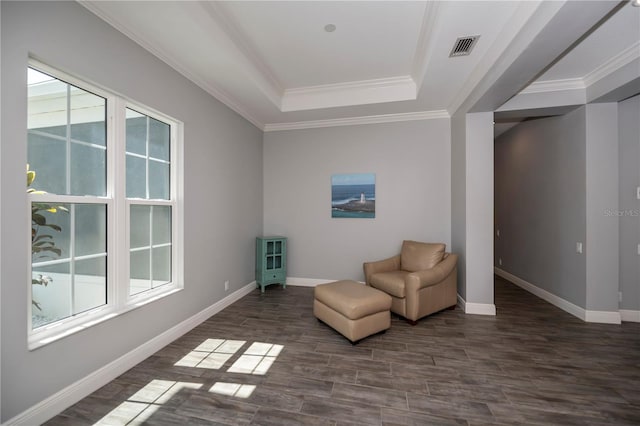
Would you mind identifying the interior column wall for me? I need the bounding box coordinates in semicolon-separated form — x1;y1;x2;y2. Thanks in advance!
585;103;619;320
618;95;640;313
451;114;467;300
451;111;495;313
465;112;495;309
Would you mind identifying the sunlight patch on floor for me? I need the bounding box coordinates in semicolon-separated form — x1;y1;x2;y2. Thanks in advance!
227;342;283;375
95;339;285;423
209;382;256;398
94;380;202;425
174;338;246;369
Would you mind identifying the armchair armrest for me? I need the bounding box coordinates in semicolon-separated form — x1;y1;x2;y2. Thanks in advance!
406;253;458;291
363;255;400;285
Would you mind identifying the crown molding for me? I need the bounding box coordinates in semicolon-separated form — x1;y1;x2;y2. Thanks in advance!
519;78;585;94
583;40;640;87
281;76;417;112
517;41;639;96
411;1;442;92
264;110;449;132
79;1;265;130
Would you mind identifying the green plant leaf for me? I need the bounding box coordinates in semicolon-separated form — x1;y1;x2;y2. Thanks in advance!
28;165;67;311
32;235;53;243
32;213;46;226
32;300;42;311
33;241;55;247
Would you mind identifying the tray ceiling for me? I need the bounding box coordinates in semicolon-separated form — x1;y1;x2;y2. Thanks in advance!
80;1;639;130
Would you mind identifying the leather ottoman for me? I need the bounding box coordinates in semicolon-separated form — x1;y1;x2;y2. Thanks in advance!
314;280;392;343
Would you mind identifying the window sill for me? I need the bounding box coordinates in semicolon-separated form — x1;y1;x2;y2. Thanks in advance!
28;286;182;350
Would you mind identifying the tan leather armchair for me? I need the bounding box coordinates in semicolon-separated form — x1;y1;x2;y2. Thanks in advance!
363;240;458;324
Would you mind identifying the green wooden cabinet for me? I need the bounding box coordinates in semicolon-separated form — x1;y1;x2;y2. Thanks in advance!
255;236;287;293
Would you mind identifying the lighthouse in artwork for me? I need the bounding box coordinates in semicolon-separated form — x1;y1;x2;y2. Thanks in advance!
359;192;366;203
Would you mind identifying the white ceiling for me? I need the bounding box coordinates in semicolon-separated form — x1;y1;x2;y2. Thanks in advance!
80;1;640;131
221;1;426;88
538;2;640;82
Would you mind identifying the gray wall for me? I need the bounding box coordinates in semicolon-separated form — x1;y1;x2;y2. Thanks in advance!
495;108;587;307
450;114;467;299
619;95;640;311
464;112;495;305
263;119;451;281
585;103;619;312
451;112;495;307
1;1;263;421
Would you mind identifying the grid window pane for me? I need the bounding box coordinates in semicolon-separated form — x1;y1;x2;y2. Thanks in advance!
32;262;71;328
70;122;106;146
74;204;106;257
28;67;106;197
152;206;171;245
74;257;107;314
28;69;67;137
27;133;67;195
126;109;171;201
149;161;170;200
152;246;171;287
129;205;172;295
126;112;147;155
70;87;106;146
31;203;107;330
149;117;170;161
130;205;151;249
126;155;146;198
32;202;71;263
70;143;106;196
130;249;151;295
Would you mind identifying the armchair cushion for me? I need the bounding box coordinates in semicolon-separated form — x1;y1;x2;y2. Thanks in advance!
369;270;409;298
401;241;445;272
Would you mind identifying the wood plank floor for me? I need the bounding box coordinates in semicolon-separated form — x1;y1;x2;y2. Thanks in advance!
47;277;640;425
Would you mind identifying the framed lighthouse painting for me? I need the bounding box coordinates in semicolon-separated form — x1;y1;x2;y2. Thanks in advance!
331;173;375;219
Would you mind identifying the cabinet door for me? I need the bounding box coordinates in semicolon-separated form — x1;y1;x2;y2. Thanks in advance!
265;239;285;271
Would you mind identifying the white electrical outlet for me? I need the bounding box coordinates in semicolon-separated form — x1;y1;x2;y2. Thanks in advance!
576;242;583;254
224;280;229;291
636;186;640;200
637;244;640;256
498;258;502;266
619;291;623;303
496;229;500;237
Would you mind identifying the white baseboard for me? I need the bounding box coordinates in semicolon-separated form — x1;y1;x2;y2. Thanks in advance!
3;281;257;426
585;310;621;324
286;277;338;287
456;293;496;315
495;268;586;320
495;268;622;324
620;310;640;323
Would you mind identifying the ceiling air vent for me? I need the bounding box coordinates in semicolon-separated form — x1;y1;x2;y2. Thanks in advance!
449;35;480;57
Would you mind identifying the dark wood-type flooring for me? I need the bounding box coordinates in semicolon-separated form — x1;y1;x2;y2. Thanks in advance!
47;277;640;425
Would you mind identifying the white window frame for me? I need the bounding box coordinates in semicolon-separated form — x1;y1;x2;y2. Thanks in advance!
27;60;184;350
